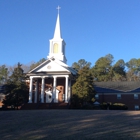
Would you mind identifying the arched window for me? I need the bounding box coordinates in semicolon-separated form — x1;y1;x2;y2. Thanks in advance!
53;43;58;53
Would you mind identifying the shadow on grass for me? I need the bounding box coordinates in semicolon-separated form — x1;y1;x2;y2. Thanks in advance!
0;110;140;140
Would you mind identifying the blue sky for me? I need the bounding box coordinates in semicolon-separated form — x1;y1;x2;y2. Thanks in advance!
0;0;140;67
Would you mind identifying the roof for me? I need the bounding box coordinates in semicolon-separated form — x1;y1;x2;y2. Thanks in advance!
27;57;77;76
93;101;100;105
94;81;140;93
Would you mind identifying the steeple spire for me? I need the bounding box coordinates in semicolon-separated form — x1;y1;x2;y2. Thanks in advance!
48;6;67;63
53;6;61;39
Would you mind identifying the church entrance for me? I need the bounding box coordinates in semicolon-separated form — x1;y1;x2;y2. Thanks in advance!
28;75;70;104
32;77;65;103
56;78;65;103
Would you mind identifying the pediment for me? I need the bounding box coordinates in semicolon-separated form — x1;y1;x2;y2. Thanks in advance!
28;58;74;74
36;61;69;73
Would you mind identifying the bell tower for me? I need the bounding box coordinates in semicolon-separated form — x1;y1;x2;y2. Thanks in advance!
47;6;67;63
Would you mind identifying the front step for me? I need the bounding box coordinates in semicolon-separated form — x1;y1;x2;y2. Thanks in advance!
21;103;69;110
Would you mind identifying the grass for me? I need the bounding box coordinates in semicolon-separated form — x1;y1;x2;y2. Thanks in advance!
0;110;140;140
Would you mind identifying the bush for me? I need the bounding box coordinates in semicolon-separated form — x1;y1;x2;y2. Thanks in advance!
110;103;128;110
100;102;128;110
100;102;110;110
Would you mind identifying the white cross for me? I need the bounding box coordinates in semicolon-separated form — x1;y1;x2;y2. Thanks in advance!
56;5;61;14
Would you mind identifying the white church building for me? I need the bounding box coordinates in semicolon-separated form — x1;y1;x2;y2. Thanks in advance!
26;8;77;106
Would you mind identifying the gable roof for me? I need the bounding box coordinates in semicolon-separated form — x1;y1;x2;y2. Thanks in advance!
94;81;140;93
27;57;77;75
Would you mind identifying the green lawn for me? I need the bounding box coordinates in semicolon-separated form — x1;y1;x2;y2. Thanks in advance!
0;110;140;140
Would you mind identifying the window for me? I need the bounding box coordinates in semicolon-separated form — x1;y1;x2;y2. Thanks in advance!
134;94;138;99
135;105;139;110
53;43;58;53
95;94;99;99
117;94;121;99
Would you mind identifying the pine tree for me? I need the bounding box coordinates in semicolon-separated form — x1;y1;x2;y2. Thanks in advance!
3;63;28;109
72;66;95;107
0;65;8;84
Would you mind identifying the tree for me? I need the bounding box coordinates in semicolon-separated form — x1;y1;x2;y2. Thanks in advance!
0;65;9;84
136;58;140;71
91;54;114;81
112;59;126;81
135;58;140;80
30;58;46;71
105;54;114;64
126;58;138;81
72;66;95;107
2;63;28;109
72;59;91;71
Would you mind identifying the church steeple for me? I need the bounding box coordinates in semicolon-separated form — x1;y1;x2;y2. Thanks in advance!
47;6;67;63
53;11;61;39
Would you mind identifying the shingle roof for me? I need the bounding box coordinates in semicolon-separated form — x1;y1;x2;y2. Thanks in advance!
94;81;140;93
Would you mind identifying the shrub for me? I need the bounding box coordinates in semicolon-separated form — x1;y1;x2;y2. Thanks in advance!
110;103;128;110
100;102;111;110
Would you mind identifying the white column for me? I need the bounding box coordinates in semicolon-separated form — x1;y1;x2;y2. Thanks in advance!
34;80;38;103
56;89;59;103
41;77;45;103
53;76;57;103
28;77;33;103
65;76;69;103
68;79;71;102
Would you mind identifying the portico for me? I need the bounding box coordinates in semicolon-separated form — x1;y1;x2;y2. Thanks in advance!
28;75;70;103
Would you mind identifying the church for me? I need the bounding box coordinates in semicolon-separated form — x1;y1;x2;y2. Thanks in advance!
26;8;77;108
